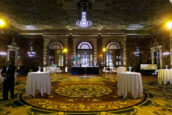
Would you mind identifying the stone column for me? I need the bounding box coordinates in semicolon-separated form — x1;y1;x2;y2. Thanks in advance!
43;37;49;66
170;29;172;66
93;39;97;66
72;39;77;66
73;39;76;57
159;48;163;68
122;37;127;66
7;50;10;61
64;38;68;67
15;51;18;66
151;48;154;64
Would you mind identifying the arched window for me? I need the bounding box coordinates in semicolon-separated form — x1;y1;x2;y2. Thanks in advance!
48;42;64;66
107;42;120;50
78;42;92;49
105;42;121;67
49;42;63;50
75;41;93;67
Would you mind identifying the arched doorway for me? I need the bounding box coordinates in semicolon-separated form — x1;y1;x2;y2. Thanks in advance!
106;42;121;67
48;42;64;66
76;41;93;67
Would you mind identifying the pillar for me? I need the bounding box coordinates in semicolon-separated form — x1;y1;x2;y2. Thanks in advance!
170;29;172;66
122;37;127;66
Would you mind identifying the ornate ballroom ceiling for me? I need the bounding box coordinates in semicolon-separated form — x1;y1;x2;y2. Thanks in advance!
0;0;172;31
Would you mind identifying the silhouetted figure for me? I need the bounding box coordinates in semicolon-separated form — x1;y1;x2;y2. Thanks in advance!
147;58;152;64
99;62;104;73
1;60;16;100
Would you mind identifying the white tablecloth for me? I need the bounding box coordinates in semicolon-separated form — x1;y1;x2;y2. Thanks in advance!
44;67;62;73
26;72;51;96
118;72;143;98
117;67;127;75
158;69;172;85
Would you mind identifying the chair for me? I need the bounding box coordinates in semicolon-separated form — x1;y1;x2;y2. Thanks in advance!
111;68;117;73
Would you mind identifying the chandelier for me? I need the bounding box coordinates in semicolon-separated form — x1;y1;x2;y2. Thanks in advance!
76;11;92;28
28;47;36;57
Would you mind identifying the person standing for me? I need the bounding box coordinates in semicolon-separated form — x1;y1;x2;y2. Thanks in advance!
1;60;16;100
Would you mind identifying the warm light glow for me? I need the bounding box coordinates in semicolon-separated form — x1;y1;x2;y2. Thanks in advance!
99;54;103;58
102;48;106;52
63;48;68;53
0;52;7;56
163;52;170;56
166;21;172;29
0;19;6;27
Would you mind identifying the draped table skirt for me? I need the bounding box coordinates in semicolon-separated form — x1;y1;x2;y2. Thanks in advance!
26;72;51;97
118;72;143;99
158;69;172;85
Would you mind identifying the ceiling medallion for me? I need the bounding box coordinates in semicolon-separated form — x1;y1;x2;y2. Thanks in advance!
76;11;92;28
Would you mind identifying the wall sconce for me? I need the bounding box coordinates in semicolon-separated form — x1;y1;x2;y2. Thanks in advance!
99;54;103;58
163;52;170;56
63;48;68;53
0;51;7;56
102;48;107;52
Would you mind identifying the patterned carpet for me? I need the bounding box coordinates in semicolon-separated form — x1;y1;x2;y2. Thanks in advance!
0;74;172;115
20;81;145;112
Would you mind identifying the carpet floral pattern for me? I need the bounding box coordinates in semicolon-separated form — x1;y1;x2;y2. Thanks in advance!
55;84;113;98
21;82;145;112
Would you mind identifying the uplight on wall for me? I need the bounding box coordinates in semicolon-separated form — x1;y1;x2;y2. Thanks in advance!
0;19;6;28
166;21;172;29
0;52;7;56
163;52;170;56
63;48;68;53
102;48;107;52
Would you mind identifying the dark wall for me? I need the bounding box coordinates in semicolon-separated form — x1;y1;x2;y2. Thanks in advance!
126;36;152;71
157;30;170;68
18;35;43;67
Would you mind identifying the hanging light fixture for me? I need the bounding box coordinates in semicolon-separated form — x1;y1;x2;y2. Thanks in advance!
76;11;92;28
28;47;36;57
134;47;140;57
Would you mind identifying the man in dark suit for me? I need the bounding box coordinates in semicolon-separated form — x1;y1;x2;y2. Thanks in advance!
1;60;16;100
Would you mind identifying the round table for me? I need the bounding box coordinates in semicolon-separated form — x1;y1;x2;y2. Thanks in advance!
118;72;143;98
26;72;51;97
158;69;172;85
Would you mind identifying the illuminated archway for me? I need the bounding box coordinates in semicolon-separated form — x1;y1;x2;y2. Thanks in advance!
48;42;64;66
76;41;93;67
106;42;121;67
